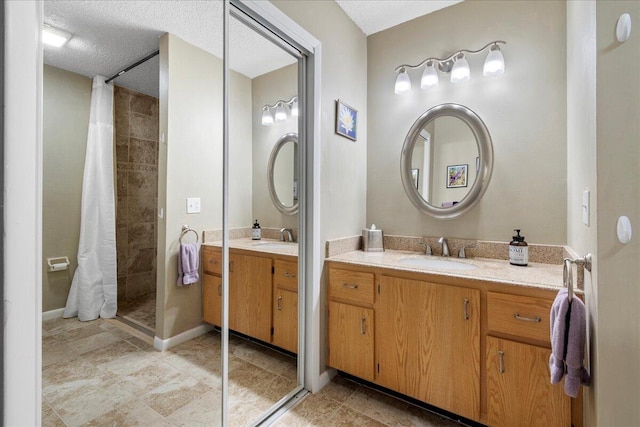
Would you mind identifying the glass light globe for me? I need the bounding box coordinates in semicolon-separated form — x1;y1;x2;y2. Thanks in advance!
275;103;287;121
483;47;505;77
450;56;470;84
291;98;299;117
261;108;273;125
421;64;439;89
394;69;411;94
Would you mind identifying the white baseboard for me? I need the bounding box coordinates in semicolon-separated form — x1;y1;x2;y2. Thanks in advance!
42;308;65;321
153;323;214;351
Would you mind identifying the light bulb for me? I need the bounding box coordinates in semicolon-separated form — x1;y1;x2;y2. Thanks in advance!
261;108;273;126
483;46;505;77
420;63;439;89
450;55;470;84
275;103;287;121
394;69;411;94
291;98;299;117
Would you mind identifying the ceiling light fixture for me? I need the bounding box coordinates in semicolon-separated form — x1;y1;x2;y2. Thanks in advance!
261;96;298;126
394;40;506;93
42;25;72;47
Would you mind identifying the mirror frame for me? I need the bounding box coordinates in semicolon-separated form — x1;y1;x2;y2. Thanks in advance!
268;132;299;215
400;103;494;219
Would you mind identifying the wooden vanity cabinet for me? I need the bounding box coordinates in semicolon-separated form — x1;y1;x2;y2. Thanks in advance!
377;275;480;421
202;273;222;326
327;268;375;381
272;259;298;353
486;292;571;427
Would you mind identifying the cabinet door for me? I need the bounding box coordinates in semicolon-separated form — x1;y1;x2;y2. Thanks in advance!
272;289;298;353
230;253;272;342
202;274;222;327
487;336;571;427
328;301;374;381
377;276;480;421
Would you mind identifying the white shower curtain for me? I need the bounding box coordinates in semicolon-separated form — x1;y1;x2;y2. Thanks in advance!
64;76;117;321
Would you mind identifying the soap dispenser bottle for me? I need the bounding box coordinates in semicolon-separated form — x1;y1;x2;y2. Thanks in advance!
252;220;261;240
509;229;528;266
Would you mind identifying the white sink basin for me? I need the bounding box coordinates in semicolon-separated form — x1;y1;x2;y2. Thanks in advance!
398;257;478;271
252;242;295;250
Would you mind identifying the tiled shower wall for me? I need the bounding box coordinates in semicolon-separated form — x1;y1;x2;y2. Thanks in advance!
114;86;159;304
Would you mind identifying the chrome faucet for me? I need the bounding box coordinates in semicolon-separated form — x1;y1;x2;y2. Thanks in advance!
280;228;294;242
437;237;450;257
418;241;432;255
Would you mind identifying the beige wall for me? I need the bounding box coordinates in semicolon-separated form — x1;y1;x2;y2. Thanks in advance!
42;65;91;312
594;2;640;425
367;1;567;244
157;33;253;339
566;1;598;424
251;63;298;230
272;0;368;374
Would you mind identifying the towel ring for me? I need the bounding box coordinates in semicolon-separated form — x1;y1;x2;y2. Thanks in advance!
563;258;574;302
180;225;199;244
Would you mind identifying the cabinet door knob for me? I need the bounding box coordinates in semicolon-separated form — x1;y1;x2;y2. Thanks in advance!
277;295;282;311
513;313;541;323
284;272;296;278
229;261;234;272
343;283;358;289
217;284;222;296
463;298;470;320
360;316;366;335
498;350;505;374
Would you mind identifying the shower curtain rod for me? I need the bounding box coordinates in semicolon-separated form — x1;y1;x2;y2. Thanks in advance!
105;50;159;84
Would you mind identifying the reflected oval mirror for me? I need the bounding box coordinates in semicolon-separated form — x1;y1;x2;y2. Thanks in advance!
268;132;299;215
401;103;493;219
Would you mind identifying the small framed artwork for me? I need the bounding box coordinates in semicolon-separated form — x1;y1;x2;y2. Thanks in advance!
447;164;468;188
411;168;419;190
335;99;357;141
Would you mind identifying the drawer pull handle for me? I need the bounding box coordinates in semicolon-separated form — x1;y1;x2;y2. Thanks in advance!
277;295;282;311
343;283;359;289
513;313;542;323
284;272;296;278
217;284;222;296
360;316;366;335
229;261;234;273
463;299;469;320
498;350;505;374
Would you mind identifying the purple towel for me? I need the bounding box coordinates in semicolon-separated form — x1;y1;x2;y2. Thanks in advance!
177;243;199;286
549;288;591;397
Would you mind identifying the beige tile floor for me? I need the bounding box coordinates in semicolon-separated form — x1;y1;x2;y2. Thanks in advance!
42;317;461;426
117;293;157;332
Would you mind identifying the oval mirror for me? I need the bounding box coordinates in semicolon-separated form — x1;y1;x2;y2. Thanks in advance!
401;103;493;219
268;132;299;215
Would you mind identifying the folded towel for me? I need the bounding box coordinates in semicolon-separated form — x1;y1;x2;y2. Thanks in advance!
177;243;199;286
549;288;591;397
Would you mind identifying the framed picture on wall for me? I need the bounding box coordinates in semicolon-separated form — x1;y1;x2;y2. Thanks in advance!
335;99;357;141
447;164;468;188
411;168;419;190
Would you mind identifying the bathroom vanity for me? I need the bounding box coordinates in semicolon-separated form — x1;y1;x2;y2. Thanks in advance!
326;252;580;427
201;239;298;353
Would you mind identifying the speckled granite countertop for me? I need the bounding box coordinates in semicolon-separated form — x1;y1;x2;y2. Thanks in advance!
203;238;298;257
327;249;565;290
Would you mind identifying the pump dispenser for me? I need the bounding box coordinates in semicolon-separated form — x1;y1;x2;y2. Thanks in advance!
509;229;528;266
252;220;262;240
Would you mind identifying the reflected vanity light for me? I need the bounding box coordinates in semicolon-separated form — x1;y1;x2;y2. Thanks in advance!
43;24;72;47
261;96;298;126
394;40;506;94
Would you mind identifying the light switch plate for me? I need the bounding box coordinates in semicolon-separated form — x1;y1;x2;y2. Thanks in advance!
582;190;590;226
186;197;201;214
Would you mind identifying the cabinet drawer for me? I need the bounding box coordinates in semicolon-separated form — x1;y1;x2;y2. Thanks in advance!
329;268;374;305
202;247;222;275
274;259;298;292
487;292;553;343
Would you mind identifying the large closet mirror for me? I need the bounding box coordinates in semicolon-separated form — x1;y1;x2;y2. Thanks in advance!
41;0;307;425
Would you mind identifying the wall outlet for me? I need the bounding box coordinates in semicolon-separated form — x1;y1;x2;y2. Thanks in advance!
186;197;201;214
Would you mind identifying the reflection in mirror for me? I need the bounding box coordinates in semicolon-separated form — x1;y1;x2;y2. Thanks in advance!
269;133;299;215
228;12;300;426
411;116;479;207
401;103;493;219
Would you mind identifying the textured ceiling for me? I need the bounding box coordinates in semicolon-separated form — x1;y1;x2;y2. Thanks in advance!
335;0;463;35
43;1;462;98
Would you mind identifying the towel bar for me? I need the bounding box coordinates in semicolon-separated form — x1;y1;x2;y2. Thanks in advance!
563;253;592;301
180;225;199;244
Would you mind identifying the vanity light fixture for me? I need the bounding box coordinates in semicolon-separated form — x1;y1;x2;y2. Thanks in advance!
394;40;506;93
261;96;298;126
43;24;72;47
